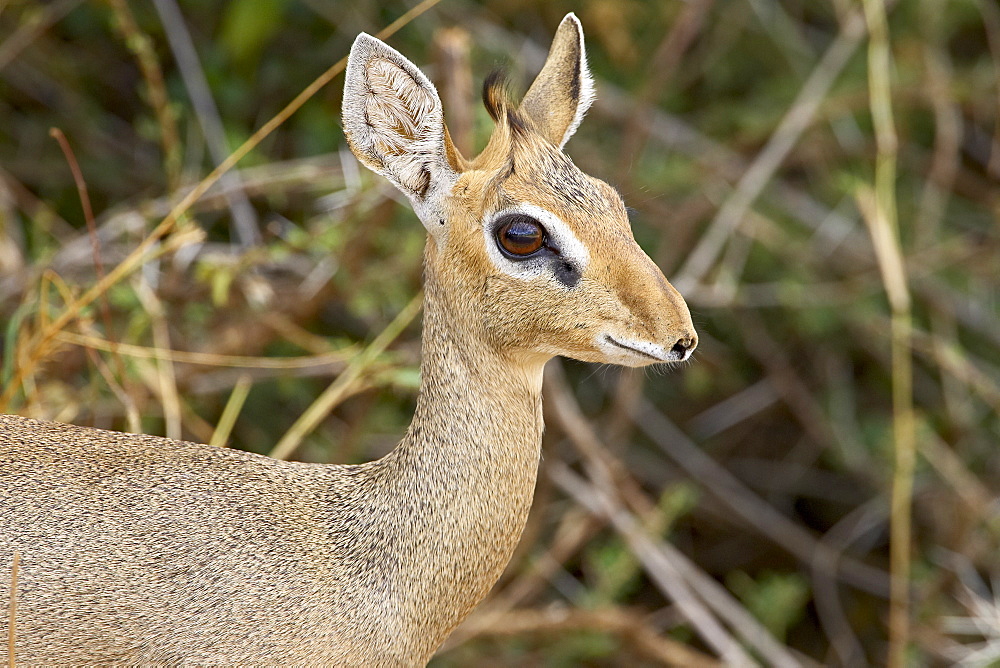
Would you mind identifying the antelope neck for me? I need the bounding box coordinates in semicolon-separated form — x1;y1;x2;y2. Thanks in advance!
391;267;545;506
360;262;546;642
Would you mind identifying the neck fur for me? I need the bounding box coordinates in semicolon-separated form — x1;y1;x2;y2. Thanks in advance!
361;255;546;654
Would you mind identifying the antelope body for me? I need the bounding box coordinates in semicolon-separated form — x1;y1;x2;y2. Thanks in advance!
0;15;695;665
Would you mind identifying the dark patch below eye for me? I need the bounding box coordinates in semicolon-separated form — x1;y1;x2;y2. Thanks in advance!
491;212;581;288
551;257;580;288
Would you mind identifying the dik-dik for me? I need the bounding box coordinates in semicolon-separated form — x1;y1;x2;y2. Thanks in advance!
1;14;696;665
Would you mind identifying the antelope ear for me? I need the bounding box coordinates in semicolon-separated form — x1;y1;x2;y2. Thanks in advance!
342;34;459;232
518;13;596;148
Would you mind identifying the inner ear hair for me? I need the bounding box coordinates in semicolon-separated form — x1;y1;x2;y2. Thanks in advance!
342;33;460;226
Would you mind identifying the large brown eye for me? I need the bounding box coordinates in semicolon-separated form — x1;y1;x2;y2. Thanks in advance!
496;215;544;256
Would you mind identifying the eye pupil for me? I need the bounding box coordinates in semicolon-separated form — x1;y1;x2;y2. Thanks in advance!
496;216;544;256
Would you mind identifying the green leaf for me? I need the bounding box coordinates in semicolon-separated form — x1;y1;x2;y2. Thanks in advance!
727;570;810;642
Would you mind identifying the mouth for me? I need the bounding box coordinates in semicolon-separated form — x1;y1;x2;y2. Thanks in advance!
602;334;692;364
603;335;663;361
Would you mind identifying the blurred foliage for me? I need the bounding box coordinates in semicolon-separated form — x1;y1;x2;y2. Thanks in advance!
727;570;810;642
2;0;1000;665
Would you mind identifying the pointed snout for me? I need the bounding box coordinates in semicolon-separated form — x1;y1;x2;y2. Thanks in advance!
657;286;698;362
603;251;697;365
659;279;698;360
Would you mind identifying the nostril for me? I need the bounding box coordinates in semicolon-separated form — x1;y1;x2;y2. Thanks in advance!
671;335;697;357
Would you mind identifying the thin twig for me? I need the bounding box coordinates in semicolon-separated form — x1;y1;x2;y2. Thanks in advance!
672;5;869;292
812;501;886;666
53;330;355;369
134;280;182;440
0;0;83;71
617;0;714;173
49;129;111;346
78;329;141;432
432;27;474;157
545;364;802;667
631;398;890;597
549;462;758;666
269;293;422;460
859;0;912;664
210;374;253;448
918;431;998;533
450;606;723;667
914;0;960;247
0;0;442;412
735;311;841;452
976;0;1000;179
105;0;182;188
50;127;138;428
151;0;260;247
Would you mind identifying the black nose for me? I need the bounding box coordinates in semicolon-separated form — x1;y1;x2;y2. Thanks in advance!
670;334;697;358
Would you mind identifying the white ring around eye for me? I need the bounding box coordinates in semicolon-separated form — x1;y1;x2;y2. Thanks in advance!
482;203;590;281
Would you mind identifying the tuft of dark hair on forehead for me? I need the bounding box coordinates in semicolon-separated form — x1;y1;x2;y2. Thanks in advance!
482;70;532;137
506;107;530;138
482;70;508;123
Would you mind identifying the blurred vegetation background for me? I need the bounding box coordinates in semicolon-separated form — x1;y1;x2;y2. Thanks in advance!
1;0;999;665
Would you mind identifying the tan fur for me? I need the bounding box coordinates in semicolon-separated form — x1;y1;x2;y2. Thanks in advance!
0;13;695;665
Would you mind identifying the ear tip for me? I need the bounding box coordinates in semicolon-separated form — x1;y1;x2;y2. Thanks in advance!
560;12;583;30
556;13;586;47
350;32;381;54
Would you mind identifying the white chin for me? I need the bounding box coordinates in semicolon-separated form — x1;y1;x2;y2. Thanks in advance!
597;334;689;366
